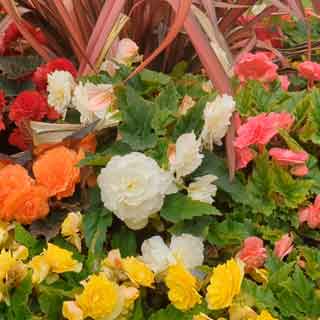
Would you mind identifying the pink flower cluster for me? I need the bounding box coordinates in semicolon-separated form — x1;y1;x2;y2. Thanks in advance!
298;61;320;82
234;52;290;90
299;195;320;229
237;234;293;271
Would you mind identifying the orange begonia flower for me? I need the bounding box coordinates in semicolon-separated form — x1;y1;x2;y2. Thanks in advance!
0;185;49;224
33;146;84;199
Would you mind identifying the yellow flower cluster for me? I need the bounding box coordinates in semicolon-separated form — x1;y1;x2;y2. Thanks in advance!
29;243;82;284
165;262;201;311
206;259;244;310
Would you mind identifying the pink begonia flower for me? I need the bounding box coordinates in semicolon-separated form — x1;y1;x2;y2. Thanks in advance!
274;233;294;260
115;38;140;65
299;195;320;229
86;85;115;113
234;112;294;149
269;148;308;165
237;236;267;272
269;148;309;177
279;75;290;91
298;61;320;81
290;164;309;177
234;52;278;83
236;147;256;170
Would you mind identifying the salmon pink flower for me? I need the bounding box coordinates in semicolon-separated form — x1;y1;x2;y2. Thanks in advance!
291;164;309;177
274;233;294;260
234;52;278;83
279;75;290;91
299;195;320;229
234;112;294;149
298;61;320;81
237;236;267;271
236;147;255;170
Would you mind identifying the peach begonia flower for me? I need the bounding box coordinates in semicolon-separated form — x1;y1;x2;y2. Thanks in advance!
236;147;256;170
299;195;320;229
298;61;320;81
237;236;267;272
33;146;84;200
234;52;278;83
274;233;294;260
234;112;294;149
278;75;290;91
269;148;309;177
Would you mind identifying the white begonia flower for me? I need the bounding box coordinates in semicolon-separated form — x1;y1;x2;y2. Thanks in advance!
47;70;75;116
200;94;235;150
170;132;204;180
72;82;119;127
170;234;204;270
188;175;218;204
97;152;175;230
141;236;175;274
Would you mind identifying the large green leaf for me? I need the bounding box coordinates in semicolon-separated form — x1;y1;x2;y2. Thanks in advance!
119;86;157;151
111;226;137;258
160;193;220;223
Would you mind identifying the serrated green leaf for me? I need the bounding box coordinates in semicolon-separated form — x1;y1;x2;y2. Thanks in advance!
160;193;220;223
38;292;63;320
119;86;157;150
140;69;171;85
15;224;43;256
299;246;320;281
10;272;33;320
111;226;137;257
207;219;253;247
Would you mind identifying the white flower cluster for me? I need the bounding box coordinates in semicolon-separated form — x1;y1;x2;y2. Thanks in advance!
97;152;175;230
141;234;204;273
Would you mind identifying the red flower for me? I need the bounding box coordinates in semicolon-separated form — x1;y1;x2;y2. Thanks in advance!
237;236;267;272
278;75;290;91
0;90;6;111
255;26;282;48
9;91;48;124
299;195;320;229
234;52;278;83
32;58;77;91
9;128;29;150
234;112;294;149
274;233;294;260
298;61;320;81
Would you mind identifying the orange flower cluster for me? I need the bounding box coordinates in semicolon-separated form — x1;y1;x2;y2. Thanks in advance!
0;145;84;224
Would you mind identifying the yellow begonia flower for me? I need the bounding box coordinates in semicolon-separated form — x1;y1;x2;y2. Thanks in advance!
44;243;82;274
254;310;278;320
0;222;12;247
76;274;124;320
165;262;201;311
61;212;82;251
12;245;29;261
249;268;268;284
29;255;50;284
193;313;213;320
122;257;155;288
206;259;244;310
62;301;84;320
0;249;17;280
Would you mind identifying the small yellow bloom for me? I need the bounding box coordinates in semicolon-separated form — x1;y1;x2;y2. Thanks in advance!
165;262;201;311
206;259;244;310
254;310;278;320
61;212;82;251
12;245;29;261
249;268;268;284
29;255;50;284
62;301;84;320
122;257;154;288
76;274;123;320
44;243;82;274
193;313;213;320
0;221;12;247
0;249;17;280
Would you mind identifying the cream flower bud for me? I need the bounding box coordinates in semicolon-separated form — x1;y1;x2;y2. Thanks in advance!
115;39;140;65
188;175;218;204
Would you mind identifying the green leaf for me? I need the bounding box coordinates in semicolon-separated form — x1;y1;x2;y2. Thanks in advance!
0;76;34;96
119;86;157;151
130;299;145;320
207;219;253;247
145;138;170;169
140;69;171;85
111;226;137;257
299;246;320;281
192;152;248;204
14;224;42;255
160;193;220;223
0;56;42;79
38;292;63;320
169;216;213;238
10;272;33;320
173;95;210;139
148;305;185;320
